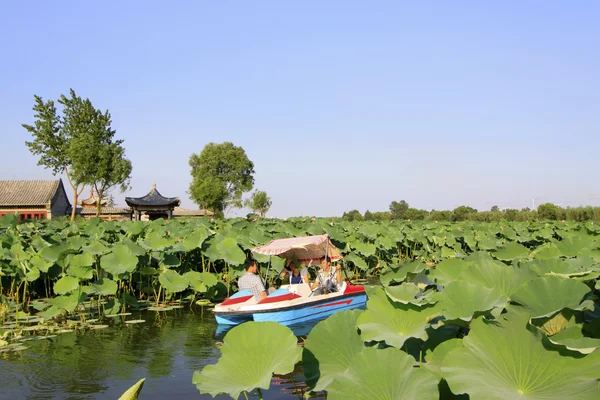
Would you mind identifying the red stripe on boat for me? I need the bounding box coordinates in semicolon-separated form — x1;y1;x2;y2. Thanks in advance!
221;295;253;306
343;284;365;294
258;293;302;304
312;299;353;308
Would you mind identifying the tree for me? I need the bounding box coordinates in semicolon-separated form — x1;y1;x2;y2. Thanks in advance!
452;205;477;222
189;142;255;215
244;190;272;217
537;203;559;220
490;205;500;212
67;96;132;217
389;200;409;219
24;90;132;219
342;210;363;221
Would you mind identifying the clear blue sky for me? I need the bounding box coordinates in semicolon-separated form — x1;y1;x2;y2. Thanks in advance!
1;1;599;217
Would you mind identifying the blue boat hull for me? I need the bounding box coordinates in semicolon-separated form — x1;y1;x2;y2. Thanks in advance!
252;293;367;325
215;313;253;326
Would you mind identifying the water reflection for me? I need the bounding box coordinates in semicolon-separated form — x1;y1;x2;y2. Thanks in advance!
0;307;320;399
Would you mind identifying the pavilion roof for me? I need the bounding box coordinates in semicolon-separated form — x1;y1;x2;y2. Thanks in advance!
125;184;180;207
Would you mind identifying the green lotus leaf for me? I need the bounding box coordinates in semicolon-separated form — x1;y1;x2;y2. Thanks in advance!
193;321;302;399
435;281;506;322
118;378;145;400
327;347;439;400
384;283;421;304
100;245;139;276
48;292;84;312
29;255;52;273
139;267;158;276
556;236;595;257
424;337;463;378
53;276;80;295
185;271;218;293
532;310;572;336
511;277;592;319
430;258;468;286
39;305;63;319
66;236;87;251
122;238;146;256
532;243;562;260
380;261;427;286
442;316;600;400
140;232;173;251
90;278;118;296
25;266;40;282
215;237;246;266
9;243;30;261
344;252;369;271
492;242;529;261
354;241;377;257
158;270;189;293
463;252;535;297
303;310;364;392
180;227;212;251
357;286;437;348
548;324;600;354
82;241;110;256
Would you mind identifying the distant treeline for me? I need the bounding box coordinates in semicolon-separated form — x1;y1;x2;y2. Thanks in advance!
342;200;600;222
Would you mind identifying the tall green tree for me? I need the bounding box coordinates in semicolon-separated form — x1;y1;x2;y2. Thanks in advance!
68;102;132;217
189;142;255;215
244;190;272;217
389;200;409;219
23;90;132;219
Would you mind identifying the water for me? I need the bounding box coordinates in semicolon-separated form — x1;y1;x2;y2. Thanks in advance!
0;307;317;399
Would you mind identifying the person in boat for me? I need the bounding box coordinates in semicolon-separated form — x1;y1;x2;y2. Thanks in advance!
281;259;310;285
238;257;268;300
311;256;342;294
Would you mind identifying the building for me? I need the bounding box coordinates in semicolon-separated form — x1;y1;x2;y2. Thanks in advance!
0;179;71;220
172;206;214;219
125;184;181;220
76;189;131;221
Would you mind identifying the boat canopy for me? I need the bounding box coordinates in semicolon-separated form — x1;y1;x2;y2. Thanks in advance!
251;234;342;262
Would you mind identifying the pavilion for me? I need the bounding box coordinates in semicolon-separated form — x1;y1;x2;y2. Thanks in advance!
125;184;180;220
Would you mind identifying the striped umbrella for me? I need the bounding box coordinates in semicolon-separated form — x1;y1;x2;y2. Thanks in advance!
251;234;342;262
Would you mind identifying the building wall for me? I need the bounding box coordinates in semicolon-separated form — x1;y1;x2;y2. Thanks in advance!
0;208;47;221
49;184;70;218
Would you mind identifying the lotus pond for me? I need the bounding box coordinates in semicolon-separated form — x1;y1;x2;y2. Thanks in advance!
1;215;600;398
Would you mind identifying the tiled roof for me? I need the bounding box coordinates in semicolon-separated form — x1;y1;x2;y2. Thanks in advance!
77;207;131;215
0;180;61;206
125;184;180;207
173;207;214;216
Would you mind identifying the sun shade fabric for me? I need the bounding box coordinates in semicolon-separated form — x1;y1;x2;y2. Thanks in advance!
251;234;342;262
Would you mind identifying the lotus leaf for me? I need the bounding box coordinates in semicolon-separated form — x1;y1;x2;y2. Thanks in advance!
354;241;377;257
435;281;506;322
118;378;145;400
122;238;146;256
548;324;600;354
533;310;572;336
556;236;595;257
180;228;212;251
442;316;600;399
327;347;439;400
185;271;218;293
380;261;427;286
158;270;189;293
303;310;364;391
81;241;110;255
159;253;181;268
193;321;302;399
511;277;592;319
344;252;369;271
29;255;52;273
215;237;246;266
430;258;468;286
100;245;139;276
48;292;84;312
91;278;118;296
463;252;534;297
53;276;80;295
357;286;437;348
424;337;463;378
384;283;421;304
493;242;529;261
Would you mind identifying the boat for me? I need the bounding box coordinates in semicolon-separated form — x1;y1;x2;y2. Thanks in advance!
212;234;367;326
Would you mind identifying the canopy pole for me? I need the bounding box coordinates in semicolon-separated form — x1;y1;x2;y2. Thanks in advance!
264;255;272;289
